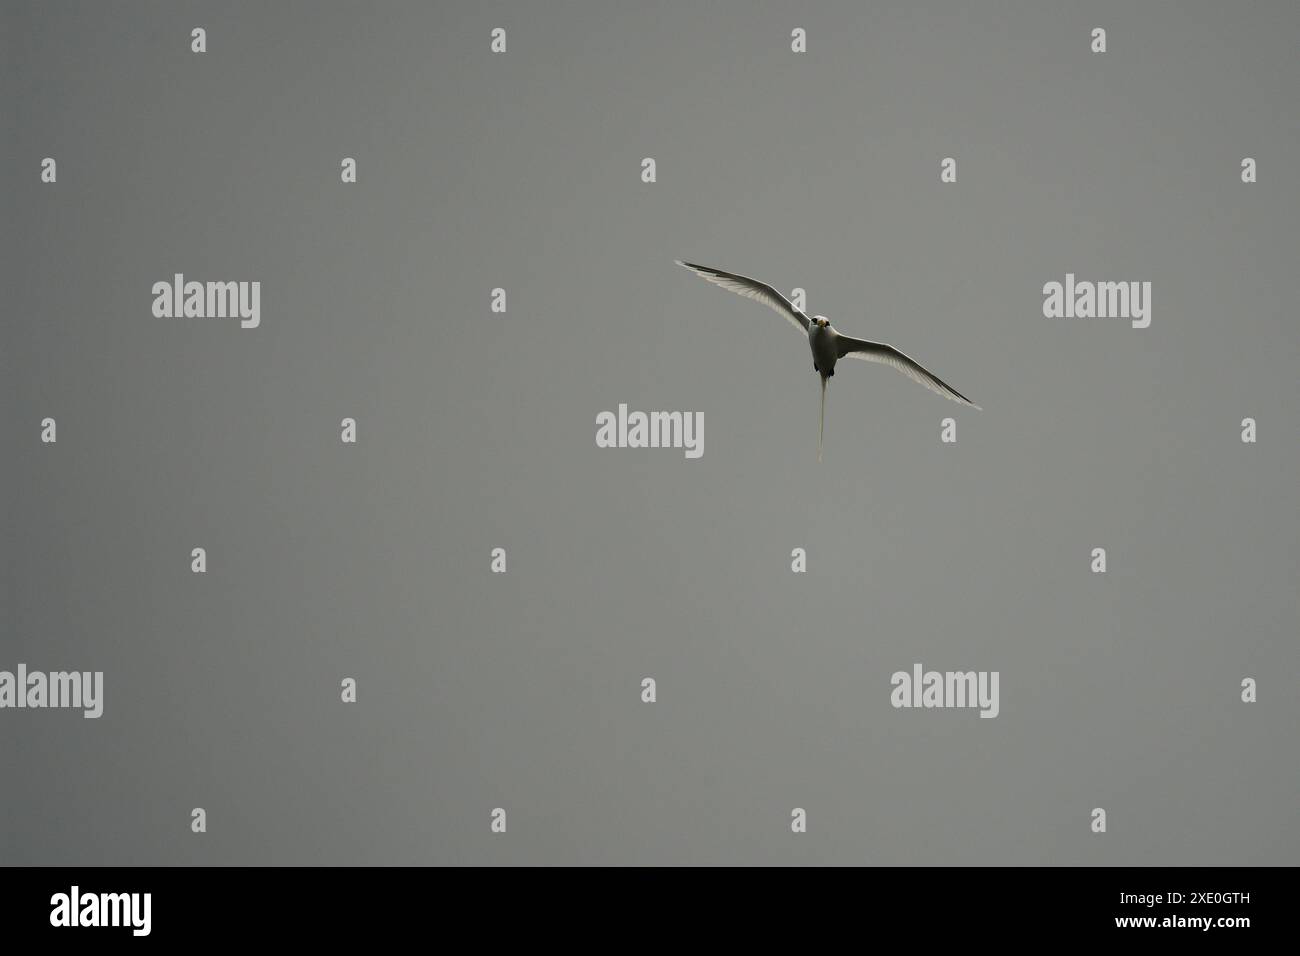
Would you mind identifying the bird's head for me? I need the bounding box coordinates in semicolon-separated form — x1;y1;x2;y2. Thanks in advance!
812;316;830;329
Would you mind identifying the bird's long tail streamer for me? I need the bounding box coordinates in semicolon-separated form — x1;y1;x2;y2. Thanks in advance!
818;374;827;462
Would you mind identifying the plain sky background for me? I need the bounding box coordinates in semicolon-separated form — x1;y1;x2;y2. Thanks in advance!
3;0;1297;865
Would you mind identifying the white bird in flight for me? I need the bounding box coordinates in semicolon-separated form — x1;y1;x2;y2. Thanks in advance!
676;260;981;461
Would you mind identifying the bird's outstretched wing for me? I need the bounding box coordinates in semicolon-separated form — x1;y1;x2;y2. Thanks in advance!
835;336;982;409
675;260;809;333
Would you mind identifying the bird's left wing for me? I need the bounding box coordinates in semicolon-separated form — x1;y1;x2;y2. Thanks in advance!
675;260;810;333
835;336;982;409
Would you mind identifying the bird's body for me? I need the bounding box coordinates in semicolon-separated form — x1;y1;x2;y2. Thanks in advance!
809;320;839;377
808;321;838;458
675;260;981;460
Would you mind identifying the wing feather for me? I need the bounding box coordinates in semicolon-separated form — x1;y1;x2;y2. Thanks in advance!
675;260;809;333
836;336;982;409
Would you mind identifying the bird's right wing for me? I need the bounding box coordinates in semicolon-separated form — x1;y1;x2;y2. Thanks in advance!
675;260;810;333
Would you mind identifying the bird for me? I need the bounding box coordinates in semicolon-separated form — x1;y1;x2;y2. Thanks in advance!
675;260;981;461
